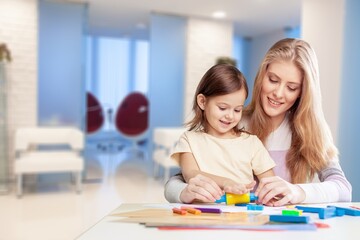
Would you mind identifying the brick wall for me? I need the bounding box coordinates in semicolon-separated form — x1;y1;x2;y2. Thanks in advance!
184;18;233;122
0;0;38;180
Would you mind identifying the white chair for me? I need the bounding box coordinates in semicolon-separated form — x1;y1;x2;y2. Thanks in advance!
14;127;84;197
152;127;185;183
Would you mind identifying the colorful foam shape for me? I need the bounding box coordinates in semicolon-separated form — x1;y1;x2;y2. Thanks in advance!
296;205;348;219
295;205;322;213
194;207;222;213
327;205;360;216
215;192;258;205
282;209;303;216
247;204;264;211
318;206;337;219
269;215;310;223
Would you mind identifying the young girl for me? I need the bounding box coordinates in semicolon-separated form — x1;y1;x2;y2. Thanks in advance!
170;64;276;201
165;38;352;206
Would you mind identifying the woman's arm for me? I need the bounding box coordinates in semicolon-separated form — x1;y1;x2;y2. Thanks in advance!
255;160;352;206
298;160;352;203
164;173;188;203
255;176;305;206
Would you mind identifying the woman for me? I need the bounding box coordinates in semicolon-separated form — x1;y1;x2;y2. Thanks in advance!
164;38;352;206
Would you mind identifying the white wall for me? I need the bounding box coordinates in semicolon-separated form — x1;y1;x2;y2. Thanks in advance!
38;1;86;129
148;13;187;165
247;30;288;103
301;0;345;143
0;0;38;178
149;13;186;129
184;18;233;122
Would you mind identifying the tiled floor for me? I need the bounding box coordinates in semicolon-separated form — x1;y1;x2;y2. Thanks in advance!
0;141;169;240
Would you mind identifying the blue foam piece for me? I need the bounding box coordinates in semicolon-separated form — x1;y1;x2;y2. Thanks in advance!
215;195;226;203
269;215;310;223
234;203;248;206
295;205;322;213
247;204;264;211
296;205;356;218
327;205;360;216
319;206;336;219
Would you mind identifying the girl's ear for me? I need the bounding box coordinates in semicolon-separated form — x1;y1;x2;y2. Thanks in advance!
197;94;206;110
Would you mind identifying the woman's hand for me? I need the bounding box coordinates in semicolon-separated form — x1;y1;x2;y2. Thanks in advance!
223;180;256;195
255;176;305;206
180;174;224;203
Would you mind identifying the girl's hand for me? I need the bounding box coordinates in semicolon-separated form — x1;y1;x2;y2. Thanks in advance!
255;176;305;206
180;174;223;203
223;180;256;195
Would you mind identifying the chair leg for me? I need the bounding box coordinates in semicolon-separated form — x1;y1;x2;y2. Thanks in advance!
17;174;23;198
153;161;160;178
164;167;170;184
76;172;82;194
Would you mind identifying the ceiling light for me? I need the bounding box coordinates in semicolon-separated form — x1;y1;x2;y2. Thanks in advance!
212;11;226;19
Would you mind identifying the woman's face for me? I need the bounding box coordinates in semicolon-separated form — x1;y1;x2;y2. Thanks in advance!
260;60;303;128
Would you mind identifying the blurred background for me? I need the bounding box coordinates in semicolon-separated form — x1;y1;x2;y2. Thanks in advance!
0;0;359;239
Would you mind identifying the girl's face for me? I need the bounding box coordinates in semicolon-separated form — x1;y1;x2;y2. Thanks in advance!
197;88;247;138
261;60;303;128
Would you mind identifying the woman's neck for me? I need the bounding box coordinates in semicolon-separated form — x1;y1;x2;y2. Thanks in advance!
270;114;286;132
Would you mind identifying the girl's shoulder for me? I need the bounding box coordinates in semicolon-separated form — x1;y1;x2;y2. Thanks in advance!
182;130;205;139
239;115;250;130
238;131;262;143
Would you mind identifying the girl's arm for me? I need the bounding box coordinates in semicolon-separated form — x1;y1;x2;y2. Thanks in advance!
163;168;277;204
164;172;227;203
180;152;255;194
256;168;275;179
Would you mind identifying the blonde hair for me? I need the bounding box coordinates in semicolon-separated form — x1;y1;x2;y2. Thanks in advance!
244;38;338;183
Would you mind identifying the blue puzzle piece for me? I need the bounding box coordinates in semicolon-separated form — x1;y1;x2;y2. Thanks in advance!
327;205;360;216
295;205;322;213
318;206;337;219
234;203;248;206
247;204;264;211
296;205;347;219
269;215;310;223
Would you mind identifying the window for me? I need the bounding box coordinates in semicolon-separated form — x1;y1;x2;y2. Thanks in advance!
85;36;149;130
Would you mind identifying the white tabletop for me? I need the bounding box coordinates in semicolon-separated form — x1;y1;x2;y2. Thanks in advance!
76;202;360;240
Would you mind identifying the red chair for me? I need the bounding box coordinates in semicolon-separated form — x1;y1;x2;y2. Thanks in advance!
114;92;149;156
87;92;112;151
86;92;104;134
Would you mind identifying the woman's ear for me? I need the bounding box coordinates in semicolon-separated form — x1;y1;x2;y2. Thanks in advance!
197;94;206;110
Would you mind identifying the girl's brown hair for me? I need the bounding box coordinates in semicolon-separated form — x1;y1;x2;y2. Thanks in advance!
187;64;248;134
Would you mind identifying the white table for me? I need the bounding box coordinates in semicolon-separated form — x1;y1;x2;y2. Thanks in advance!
76;202;360;240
